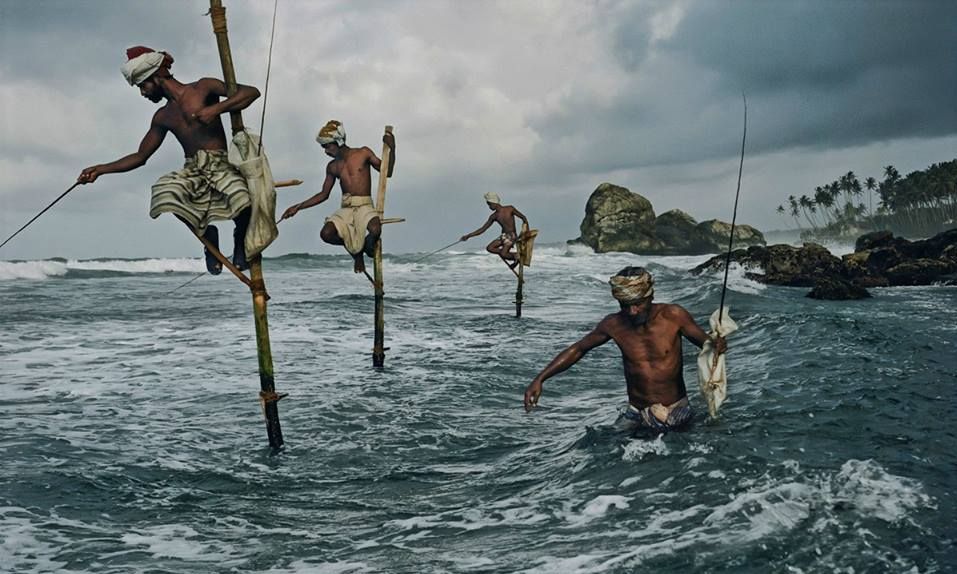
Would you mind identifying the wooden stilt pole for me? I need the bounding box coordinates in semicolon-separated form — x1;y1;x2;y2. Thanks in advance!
516;261;524;318
208;0;283;449
372;126;394;368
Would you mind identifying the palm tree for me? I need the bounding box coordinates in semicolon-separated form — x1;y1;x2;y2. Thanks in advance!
864;176;877;220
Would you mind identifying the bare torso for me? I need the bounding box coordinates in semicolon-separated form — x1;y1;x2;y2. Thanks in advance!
328;147;376;197
600;304;690;407
153;81;229;157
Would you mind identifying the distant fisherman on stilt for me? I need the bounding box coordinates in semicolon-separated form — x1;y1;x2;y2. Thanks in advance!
524;266;727;433
77;47;261;275
280;120;396;275
460;193;530;269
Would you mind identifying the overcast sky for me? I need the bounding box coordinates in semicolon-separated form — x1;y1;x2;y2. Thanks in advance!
1;0;955;259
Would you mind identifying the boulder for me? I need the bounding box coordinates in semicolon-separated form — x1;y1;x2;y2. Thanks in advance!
654;210;714;254
806;277;871;300
692;243;844;287
696;219;766;253
574;183;766;255
577;183;662;253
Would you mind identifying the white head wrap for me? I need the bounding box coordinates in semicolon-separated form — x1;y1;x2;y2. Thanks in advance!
316;120;346;146
609;268;655;302
121;52;167;86
484;192;501;204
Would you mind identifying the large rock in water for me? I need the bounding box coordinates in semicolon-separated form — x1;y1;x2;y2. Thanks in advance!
692;228;957;299
692;243;844;287
577;183;662;253
654;209;714;254
574;183;766;254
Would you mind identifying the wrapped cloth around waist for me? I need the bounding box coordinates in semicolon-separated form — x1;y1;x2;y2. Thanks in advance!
149;149;250;230
615;397;692;433
340;194;375;209
326;194;379;255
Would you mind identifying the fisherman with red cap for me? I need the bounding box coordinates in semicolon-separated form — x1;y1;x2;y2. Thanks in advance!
78;47;261;274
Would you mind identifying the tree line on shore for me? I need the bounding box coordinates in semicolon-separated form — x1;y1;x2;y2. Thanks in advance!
776;159;957;239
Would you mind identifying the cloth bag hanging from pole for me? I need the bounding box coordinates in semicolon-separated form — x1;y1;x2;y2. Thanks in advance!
697;306;738;418
229;130;278;257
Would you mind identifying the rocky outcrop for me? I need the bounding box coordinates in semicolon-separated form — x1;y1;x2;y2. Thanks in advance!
692;229;957;299
577;183;662;253
573;183;765;254
806;277;871;300
692;243;844;287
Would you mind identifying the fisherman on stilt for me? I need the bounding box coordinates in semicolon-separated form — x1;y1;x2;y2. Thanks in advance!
523;266;728;434
460;193;530;269
280;120;396;274
77;47;260;275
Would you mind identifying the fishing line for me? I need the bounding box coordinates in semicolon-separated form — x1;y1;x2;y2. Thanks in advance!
411;239;463;264
718;94;747;323
0;182;80;251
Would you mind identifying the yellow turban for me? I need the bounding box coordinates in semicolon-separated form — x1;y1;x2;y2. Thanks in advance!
316;120;346;146
484;192;501;204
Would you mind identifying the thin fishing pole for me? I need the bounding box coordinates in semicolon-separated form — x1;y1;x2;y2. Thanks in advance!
411;239;463;264
718;94;747;324
0;182;80;251
167;217;286;295
257;0;279;156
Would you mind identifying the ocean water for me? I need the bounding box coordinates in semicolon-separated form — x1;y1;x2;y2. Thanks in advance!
1;244;955;573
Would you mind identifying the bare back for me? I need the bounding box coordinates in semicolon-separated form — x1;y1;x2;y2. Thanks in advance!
328;147;379;197
492;205;520;236
153;78;229;157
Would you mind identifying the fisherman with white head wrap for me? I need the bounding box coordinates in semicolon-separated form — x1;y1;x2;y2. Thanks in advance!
460;192;530;268
524;266;728;434
77;46;263;275
280;120;396;275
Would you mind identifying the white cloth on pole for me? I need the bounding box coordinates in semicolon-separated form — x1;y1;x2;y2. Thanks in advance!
697;306;738;418
229;130;278;257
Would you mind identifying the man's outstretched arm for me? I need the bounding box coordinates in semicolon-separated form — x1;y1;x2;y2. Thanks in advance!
524;326;611;411
461;213;496;242
282;167;335;219
78;117;167;183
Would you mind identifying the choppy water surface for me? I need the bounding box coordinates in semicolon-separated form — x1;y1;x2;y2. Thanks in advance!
2;245;955;573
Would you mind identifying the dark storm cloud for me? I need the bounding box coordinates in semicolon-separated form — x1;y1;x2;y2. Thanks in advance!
525;0;957;180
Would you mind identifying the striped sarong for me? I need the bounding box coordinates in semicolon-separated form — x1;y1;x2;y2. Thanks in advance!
149;149;251;230
614;397;693;433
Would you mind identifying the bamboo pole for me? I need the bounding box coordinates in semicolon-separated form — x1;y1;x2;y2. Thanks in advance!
372;126;394;368
516;261;524;318
208;0;283;449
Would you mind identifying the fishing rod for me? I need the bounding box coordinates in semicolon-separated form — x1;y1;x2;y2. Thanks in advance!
0;182;80;251
411;239;463;264
256;0;279;156
718;94;747;324
167;217;287;295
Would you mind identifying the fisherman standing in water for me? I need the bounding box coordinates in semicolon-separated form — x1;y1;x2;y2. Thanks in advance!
77;47;260;275
460;193;530;268
281;120;396;274
524;266;727;433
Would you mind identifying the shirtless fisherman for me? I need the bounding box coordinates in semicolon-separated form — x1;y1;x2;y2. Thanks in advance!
280;120;396;274
460;193;529;268
523;266;727;433
77;47;260;274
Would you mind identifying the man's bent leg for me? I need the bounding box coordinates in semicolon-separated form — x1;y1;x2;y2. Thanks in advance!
232;207;252;271
320;222;345;246
363;217;382;258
